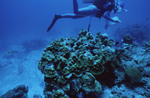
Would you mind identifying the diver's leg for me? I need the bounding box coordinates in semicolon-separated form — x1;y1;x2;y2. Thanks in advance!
73;0;99;16
77;5;100;16
73;0;78;14
61;14;86;19
47;14;85;32
47;15;62;32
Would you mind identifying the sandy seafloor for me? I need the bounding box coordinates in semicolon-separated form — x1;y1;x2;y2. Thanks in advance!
0;44;45;97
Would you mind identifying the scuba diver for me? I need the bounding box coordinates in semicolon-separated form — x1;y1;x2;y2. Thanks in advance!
47;0;126;32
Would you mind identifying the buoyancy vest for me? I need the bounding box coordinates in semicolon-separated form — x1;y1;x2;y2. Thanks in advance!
93;0;115;18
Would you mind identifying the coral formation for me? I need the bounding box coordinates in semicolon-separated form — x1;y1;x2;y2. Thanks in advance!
38;29;150;98
38;29;118;97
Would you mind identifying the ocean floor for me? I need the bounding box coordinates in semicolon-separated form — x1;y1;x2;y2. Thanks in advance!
0;30;150;98
0;43;45;97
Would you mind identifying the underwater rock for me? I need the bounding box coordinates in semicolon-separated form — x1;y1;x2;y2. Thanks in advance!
134;87;146;95
143;67;150;77
114;69;125;84
0;85;28;98
110;84;146;98
33;94;43;98
143;40;150;52
123;34;133;44
125;66;143;83
80;72;102;94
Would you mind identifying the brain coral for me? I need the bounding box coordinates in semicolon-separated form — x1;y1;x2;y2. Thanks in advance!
38;29;118;97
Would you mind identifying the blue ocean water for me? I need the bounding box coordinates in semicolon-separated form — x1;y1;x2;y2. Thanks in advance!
0;0;149;52
0;0;150;97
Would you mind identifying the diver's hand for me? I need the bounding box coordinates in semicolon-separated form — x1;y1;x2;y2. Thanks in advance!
114;20;121;23
114;19;121;23
110;16;121;23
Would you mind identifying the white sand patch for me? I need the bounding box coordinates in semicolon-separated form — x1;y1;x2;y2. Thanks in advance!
0;48;44;97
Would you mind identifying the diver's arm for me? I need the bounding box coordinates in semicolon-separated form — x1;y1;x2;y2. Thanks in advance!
103;13;121;23
102;11;114;22
103;14;116;22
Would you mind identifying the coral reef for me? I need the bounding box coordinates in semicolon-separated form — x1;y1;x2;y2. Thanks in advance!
38;29;118;97
114;24;150;43
38;29;150;98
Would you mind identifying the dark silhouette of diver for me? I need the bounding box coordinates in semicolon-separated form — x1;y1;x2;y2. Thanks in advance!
47;0;126;32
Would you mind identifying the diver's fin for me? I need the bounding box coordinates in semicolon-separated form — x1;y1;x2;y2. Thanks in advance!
47;15;61;32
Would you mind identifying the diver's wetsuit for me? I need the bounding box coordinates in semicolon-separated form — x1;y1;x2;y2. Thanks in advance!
93;0;115;18
47;0;116;32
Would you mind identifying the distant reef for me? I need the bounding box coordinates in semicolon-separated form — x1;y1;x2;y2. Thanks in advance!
114;24;150;43
0;85;28;98
38;29;150;98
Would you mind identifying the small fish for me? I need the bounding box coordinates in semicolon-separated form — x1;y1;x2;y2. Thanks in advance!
8;50;18;54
